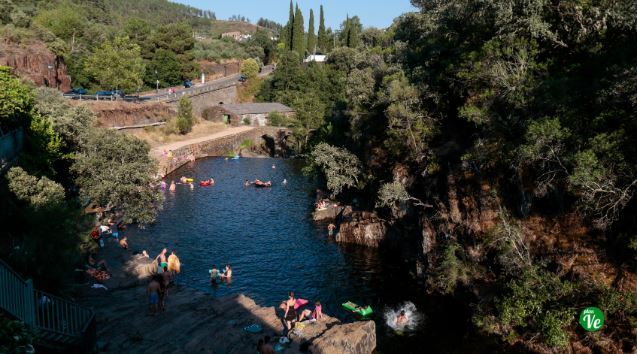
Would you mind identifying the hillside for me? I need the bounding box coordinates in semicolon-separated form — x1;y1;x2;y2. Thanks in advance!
0;0;276;91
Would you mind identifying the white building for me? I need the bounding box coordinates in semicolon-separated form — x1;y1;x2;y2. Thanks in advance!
303;55;327;63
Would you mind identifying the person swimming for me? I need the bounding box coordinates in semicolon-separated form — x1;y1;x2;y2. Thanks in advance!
395;310;408;326
169;181;176;191
244;179;251;186
210;265;220;283
282;179;287;185
221;264;232;279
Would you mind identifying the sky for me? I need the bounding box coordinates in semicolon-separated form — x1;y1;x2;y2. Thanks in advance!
171;0;416;30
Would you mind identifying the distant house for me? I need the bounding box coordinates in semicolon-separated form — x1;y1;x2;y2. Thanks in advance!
221;31;242;40
303;54;327;63
204;103;295;126
221;31;252;42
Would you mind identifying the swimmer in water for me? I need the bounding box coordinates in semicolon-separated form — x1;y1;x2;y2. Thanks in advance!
395;310;408;326
282;179;287;185
169;181;176;191
272;164;276;169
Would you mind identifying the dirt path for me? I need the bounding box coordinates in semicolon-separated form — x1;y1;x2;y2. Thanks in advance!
150;125;254;158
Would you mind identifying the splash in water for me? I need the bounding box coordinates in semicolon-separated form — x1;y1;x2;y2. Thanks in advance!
385;302;422;333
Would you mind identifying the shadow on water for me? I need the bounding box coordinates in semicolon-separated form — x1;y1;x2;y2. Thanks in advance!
126;157;504;353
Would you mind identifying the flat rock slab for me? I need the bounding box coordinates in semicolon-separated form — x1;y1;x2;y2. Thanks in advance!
78;241;376;353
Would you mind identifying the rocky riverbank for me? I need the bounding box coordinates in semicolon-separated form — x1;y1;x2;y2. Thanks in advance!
77;240;376;353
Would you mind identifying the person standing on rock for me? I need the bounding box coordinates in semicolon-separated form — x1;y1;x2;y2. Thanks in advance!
147;276;161;316
284;292;297;331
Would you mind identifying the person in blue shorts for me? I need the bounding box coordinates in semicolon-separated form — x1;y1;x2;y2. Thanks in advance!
147;275;161;315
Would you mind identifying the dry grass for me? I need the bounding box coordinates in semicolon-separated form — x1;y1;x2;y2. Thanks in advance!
127;120;229;147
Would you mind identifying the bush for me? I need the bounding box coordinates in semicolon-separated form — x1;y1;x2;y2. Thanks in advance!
241;58;260;79
176;96;193;134
267;111;287;126
243;117;252;125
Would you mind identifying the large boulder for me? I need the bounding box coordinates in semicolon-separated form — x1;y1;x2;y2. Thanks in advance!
310;320;376;354
336;211;387;247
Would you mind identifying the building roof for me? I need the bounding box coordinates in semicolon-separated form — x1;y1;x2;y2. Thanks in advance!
221;103;294;115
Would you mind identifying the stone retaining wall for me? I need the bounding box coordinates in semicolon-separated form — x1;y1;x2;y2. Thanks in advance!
156;127;288;177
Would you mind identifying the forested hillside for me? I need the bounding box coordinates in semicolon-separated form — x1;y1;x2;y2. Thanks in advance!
261;1;637;351
0;0;275;91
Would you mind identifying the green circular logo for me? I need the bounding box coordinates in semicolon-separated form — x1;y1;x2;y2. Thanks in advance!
579;307;604;331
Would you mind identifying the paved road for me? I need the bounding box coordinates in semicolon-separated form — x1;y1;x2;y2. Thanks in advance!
144;64;275;101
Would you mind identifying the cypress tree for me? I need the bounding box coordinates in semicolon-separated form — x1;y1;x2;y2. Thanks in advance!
348;16;360;48
293;3;305;57
307;9;316;54
317;5;327;53
285;0;294;50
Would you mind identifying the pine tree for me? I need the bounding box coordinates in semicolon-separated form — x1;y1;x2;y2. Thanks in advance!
293;3;305;57
317;5;327;53
307;9;316;54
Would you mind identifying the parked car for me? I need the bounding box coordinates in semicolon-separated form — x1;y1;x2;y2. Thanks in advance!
95;89;125;97
65;87;87;95
184;80;193;88
238;75;247;82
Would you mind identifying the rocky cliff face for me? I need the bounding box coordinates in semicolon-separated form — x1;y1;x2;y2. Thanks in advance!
336;211;388;248
0;39;71;92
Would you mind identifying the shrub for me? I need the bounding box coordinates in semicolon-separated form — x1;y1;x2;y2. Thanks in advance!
243;117;252;125
267;111;287;126
176;96;193;134
241;58;260;78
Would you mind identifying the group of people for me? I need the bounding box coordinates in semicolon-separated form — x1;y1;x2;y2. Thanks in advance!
209;264;233;283
147;249;181;315
280;292;324;332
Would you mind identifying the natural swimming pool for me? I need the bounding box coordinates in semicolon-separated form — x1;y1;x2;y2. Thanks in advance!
126;157;498;353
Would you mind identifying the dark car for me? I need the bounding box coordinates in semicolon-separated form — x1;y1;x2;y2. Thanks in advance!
184;80;193;88
65;87;88;95
96;89;125;97
238;76;247;82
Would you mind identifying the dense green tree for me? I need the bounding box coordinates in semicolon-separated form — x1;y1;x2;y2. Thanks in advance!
151;22;198;79
340;15;361;48
283;0;294;50
0;66;34;129
72;129;163;224
85;36;145;91
306;143;362;197
306;9;316;54
317;5;327;53
123;18;154;59
145;48;182;87
33;5;87;53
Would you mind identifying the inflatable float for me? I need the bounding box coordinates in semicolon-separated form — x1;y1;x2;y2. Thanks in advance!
294;298;309;310
199;180;212;187
342;301;373;316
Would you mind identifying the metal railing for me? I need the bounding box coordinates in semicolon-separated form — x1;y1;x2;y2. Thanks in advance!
0;259;95;346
